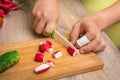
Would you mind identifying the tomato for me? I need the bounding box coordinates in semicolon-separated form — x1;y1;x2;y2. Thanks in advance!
0;17;3;28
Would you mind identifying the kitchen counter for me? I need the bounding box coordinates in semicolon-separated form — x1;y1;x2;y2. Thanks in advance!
0;0;120;80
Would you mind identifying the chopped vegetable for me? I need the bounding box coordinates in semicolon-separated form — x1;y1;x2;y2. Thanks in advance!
52;51;62;59
39;41;53;53
34;63;50;74
67;46;76;56
35;53;45;62
46;60;55;67
47;47;54;52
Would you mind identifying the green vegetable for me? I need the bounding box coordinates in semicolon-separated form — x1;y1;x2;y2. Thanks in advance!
0;50;20;73
51;29;56;38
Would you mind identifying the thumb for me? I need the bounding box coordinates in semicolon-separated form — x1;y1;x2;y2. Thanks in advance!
43;21;58;36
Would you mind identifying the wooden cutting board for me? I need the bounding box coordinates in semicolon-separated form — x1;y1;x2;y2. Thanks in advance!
0;38;103;80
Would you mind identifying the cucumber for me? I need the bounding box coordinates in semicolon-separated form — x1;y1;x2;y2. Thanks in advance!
0;50;20;73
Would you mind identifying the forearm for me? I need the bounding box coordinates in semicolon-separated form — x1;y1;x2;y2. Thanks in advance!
94;1;120;31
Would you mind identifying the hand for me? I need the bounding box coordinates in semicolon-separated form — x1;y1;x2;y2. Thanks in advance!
32;0;59;36
70;15;106;53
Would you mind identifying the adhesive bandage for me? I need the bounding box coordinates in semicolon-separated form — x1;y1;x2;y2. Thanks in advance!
77;35;90;47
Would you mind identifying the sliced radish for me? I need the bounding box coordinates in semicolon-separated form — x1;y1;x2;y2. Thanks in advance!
39;41;53;53
34;63;50;74
46;40;52;47
67;46;76;56
47;47;54;52
52;51;62;59
46;60;55;67
35;53;45;62
39;42;44;45
39;43;49;53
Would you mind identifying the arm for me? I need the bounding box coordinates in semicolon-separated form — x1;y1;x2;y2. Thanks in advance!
94;0;120;30
70;1;120;53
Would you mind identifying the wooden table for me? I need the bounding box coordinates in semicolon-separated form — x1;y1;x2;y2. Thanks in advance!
0;0;120;80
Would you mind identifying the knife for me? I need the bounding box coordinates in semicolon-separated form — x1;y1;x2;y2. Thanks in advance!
51;30;79;54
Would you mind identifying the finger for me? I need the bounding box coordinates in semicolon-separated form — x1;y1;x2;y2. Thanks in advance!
43;21;57;36
32;17;40;30
79;36;101;53
70;22;81;45
35;19;47;34
76;30;96;48
93;39;106;52
31;12;35;24
85;30;96;41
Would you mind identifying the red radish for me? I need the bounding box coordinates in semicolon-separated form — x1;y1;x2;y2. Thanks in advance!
0;9;5;17
39;42;44;45
46;60;55;67
8;2;18;10
34;63;50;74
67;46;76;56
46;40;52;47
35;53;45;62
39;41;53;53
47;47;54;52
39;43;49;53
52;51;62;59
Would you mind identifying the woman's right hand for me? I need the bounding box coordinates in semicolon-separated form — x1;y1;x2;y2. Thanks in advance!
32;0;59;36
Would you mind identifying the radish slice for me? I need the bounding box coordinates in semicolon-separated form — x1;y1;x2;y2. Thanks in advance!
35;53;45;62
39;43;49;53
39;41;53;53
34;63;50;73
67;46;76;56
46;41;52;47
52;51;62;59
39;42;44;45
46;60;55;67
47;47;54;52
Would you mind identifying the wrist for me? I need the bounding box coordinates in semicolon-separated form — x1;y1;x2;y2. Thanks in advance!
91;13;106;31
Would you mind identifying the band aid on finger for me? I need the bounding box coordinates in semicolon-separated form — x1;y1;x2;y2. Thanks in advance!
77;35;90;47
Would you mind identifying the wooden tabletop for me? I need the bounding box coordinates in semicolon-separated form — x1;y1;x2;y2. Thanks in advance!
0;0;120;80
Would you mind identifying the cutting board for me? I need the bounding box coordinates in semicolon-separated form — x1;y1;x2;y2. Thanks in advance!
0;38;103;80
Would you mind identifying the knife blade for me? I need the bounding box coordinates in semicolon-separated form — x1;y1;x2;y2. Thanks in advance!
51;30;79;53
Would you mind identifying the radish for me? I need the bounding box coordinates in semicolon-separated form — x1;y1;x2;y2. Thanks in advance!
0;9;5;17
39;43;49;53
46;60;55;67
52;51;62;59
47;47;54;52
34;63;50;74
67;46;77;56
46;40;52;47
35;53;45;62
39;41;53;53
0;0;19;17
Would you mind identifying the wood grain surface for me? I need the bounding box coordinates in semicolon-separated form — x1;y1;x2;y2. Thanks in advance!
0;0;120;80
0;38;103;80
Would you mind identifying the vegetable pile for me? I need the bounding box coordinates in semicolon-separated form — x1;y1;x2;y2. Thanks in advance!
34;40;77;74
0;0;19;27
0;0;18;17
